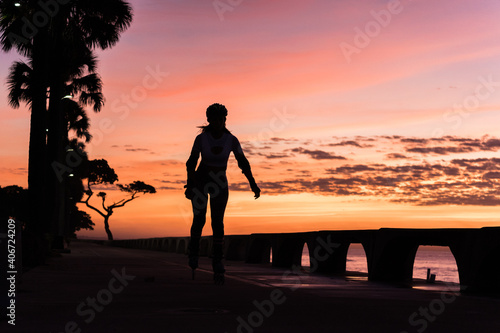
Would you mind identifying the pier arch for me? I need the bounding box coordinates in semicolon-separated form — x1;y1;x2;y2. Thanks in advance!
301;243;310;268
345;243;369;277
412;245;459;284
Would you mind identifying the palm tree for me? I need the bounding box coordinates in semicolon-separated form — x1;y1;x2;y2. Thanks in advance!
7;53;99;168
42;1;131;247
1;1;51;244
10;49;104;240
1;0;133;249
7;51;101;246
45;47;104;248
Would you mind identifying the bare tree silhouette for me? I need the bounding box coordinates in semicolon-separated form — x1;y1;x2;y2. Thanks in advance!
79;159;156;240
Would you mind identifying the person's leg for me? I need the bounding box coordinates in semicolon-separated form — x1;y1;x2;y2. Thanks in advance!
208;170;228;239
189;188;208;269
210;185;229;273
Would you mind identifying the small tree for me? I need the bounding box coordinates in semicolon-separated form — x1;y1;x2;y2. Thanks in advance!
79;159;156;240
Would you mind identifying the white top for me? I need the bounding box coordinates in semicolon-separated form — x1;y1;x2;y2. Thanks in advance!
191;132;243;168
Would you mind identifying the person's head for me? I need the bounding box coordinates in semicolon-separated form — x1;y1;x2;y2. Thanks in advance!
201;103;229;133
207;103;227;122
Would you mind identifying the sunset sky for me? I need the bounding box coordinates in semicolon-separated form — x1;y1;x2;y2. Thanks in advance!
2;0;500;239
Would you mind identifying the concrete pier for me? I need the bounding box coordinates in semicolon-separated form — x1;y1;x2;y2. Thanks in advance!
2;241;500;332
111;227;500;293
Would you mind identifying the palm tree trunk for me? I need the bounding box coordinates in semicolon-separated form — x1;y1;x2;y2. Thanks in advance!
47;70;67;249
46;14;68;249
26;30;50;263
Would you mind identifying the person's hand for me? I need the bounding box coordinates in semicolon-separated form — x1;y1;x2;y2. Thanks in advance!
250;183;261;199
184;185;194;200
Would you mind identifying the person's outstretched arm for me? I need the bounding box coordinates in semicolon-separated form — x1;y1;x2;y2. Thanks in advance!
233;140;260;199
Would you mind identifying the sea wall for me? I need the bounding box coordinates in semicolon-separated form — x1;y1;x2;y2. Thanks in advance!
104;227;500;293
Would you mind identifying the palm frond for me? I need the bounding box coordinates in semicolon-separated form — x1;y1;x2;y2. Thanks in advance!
79;91;104;112
73;0;133;50
0;1;34;56
7;61;32;108
71;73;102;93
63;99;92;142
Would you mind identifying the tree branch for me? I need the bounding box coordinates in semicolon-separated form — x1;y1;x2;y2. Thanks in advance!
101;195;108;213
109;192;139;209
78;187;107;219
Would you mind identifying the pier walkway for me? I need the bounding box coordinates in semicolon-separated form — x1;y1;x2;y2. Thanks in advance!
2;241;500;332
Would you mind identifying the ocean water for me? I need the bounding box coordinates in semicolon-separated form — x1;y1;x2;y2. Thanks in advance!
300;243;460;284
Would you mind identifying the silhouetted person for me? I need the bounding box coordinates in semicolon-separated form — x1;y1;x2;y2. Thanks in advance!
185;103;260;283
